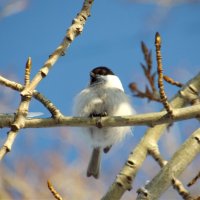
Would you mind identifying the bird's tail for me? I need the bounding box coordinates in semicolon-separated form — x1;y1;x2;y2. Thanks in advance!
87;147;101;179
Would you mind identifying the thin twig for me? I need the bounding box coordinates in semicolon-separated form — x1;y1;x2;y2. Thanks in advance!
141;41;156;94
0;0;94;161
148;145;167;168
172;176;193;200
24;57;32;86
129;83;161;102
187;171;200;187
0;75;62;118
21;0;94;97
0;58;33;159
47;180;63;200
129;42;160;102
155;32;174;117
102;72;200;200
163;75;183;88
136;128;200;200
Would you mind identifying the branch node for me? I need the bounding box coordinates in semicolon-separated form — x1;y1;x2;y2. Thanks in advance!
60;51;65;56
179;83;200;105
20;89;33;98
137;187;149;198
3;145;10;153
194;136;200;144
11;124;20;132
126;159;135;168
116;173;133;191
40;68;48;77
96;117;103;128
148;145;167;167
172;176;193;200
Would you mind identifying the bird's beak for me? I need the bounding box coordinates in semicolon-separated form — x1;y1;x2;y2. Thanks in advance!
90;72;96;78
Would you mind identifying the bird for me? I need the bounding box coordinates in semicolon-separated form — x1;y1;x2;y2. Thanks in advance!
73;66;135;178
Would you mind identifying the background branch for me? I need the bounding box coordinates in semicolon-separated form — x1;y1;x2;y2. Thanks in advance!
136;128;200;200
47;180;63;200
0;0;94;161
101;71;200;200
0;1;199;199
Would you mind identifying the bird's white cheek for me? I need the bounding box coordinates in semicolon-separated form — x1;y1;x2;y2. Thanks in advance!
104;75;124;91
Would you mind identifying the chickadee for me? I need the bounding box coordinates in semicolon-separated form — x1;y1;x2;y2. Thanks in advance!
73;66;135;179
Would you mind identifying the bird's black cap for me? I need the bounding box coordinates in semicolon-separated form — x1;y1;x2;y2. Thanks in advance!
90;66;115;85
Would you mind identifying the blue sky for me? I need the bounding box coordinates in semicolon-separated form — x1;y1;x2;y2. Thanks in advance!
0;1;200;198
1;1;200;116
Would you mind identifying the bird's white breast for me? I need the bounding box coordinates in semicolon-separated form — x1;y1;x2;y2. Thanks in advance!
73;75;135;148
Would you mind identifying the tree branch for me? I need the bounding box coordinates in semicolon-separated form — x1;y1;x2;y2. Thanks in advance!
0;0;94;161
101;72;200;200
21;0;94;97
155;32;174;117
187;171;200;187
0;75;62;117
147;144;167;168
0;103;199;129
47;180;63;200
24;57;32;86
171;177;193;200
136;128;200;200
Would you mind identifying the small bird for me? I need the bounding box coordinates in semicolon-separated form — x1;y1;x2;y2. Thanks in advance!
73;66;135;178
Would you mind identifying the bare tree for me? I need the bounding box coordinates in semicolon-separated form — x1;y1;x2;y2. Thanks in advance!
0;1;199;199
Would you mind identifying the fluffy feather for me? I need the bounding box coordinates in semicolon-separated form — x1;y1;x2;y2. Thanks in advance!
73;68;135;178
73;74;134;148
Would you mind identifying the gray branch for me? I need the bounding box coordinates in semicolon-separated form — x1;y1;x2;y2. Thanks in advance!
137;128;200;200
101;73;200;200
0;103;199;129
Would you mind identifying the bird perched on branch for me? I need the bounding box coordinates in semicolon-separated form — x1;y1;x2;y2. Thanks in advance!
73;66;135;178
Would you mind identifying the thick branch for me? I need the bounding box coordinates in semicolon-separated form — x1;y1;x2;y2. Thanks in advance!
136;128;200;200
101;72;200;200
0;104;199;128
